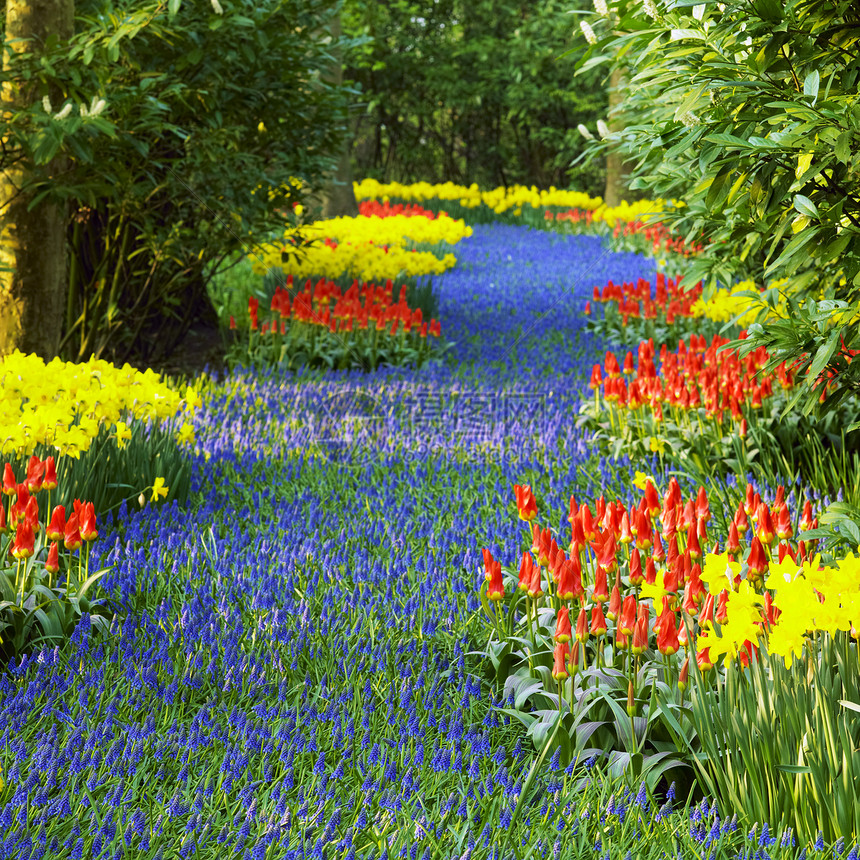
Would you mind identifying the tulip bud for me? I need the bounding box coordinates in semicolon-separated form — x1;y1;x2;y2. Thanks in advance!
590;604;607;638
607;584;622;621
568;641;580;674
2;463;16;496
626;680;636;716
45;541;60;574
12;521;35;559
555;607;572;643
678;657;690;692
552;642;570;680
42;456;58;491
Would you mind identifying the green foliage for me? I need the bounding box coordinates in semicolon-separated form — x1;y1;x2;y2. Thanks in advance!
0;0;357;365
585;301;735;351
0;498;114;667
688;634;860;843
225;314;451;374
6;421;191;517
344;0;606;191
574;0;860;418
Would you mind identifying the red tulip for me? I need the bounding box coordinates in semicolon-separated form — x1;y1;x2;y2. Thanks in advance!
629;548;644;585
557;558;583;602
42;456;58;491
686;522;701;561
716;590;729;624
656;608;679;655
2;463;16;496
799;500;814;532
631;605;649;654
64;514;83;551
24;496;39;533
775;505;792;540
25;455;44;493
11;521;35;559
697;647;713;671
585;605;605;639
552;642;570;680
518;551;533;592
592;566;609;603
756;502;775;546
607;585;622;621
555;607;572;643
80;502;98;542
695;486;710;522
45;541;60;574
591;530;618;572
47;506;66;542
528;564;543;599
514;484;538;522
486;559;504;601
678;657;690;692
619;595;637;637
746;536;769;578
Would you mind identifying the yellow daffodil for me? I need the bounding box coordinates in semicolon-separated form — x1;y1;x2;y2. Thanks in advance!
184;386;201;413
639;568;673;616
701;551;742;596
632;471;656;491
763;554;802;591
649;436;665;455
0;350;184;457
114;421;132;449
176;422;196;447
150;477;169;502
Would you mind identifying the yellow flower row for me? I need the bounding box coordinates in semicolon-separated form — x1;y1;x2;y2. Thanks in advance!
0;351;198;458
354;178;603;214
354;178;666;228
252;242;458;282
304;213;472;247
252;209;471;281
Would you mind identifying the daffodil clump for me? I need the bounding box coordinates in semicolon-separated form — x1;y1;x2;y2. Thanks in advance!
355;178;603;215
0;351;199;459
690;279;788;326
700;549;860;669
251;211;470;282
356;177;669;226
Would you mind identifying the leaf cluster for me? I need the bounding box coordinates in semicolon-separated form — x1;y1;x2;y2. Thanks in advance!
0;0;359;364
576;0;860;415
343;0;606;191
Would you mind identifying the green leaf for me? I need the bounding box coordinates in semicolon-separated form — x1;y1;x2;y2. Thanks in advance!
168;0;181;16
794;194;819;218
803;69;820;102
835;132;851;164
807;328;840;381
775;763;813;774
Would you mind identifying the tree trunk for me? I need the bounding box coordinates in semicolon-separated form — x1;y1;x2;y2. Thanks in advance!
0;0;74;358
320;9;358;218
604;66;628;208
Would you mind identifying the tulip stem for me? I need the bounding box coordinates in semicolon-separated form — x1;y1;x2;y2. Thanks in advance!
527;600;536;678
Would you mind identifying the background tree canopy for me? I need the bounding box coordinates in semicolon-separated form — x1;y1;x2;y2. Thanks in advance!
0;0;357;364
576;0;860;419
343;0;607;194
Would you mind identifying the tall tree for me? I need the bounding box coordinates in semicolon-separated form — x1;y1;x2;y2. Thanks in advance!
603;66;627;206
0;0;73;358
321;7;358;218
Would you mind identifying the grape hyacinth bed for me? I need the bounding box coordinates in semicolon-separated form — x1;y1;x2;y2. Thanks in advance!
0;223;848;859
